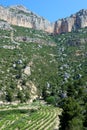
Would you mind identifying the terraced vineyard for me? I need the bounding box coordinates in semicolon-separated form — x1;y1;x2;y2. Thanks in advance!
0;103;61;130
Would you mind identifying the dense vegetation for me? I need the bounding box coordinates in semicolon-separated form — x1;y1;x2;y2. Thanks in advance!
0;23;87;129
52;28;87;130
0;25;58;103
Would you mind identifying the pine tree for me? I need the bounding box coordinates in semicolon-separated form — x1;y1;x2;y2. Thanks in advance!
59;97;84;130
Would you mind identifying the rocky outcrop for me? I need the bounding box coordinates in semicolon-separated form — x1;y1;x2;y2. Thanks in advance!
54;9;87;33
67;38;87;46
0;20;12;30
0;5;87;34
15;36;56;46
0;5;54;33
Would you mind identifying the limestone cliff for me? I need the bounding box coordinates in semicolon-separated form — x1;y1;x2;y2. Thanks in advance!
0;5;54;33
0;5;87;34
54;9;87;33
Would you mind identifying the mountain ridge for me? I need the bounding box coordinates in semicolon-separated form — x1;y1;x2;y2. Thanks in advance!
0;5;87;34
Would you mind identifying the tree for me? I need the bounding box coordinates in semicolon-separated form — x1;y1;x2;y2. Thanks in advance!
59;97;84;130
67;83;76;97
17;90;25;103
83;103;87;128
5;89;13;102
46;96;56;105
25;91;30;101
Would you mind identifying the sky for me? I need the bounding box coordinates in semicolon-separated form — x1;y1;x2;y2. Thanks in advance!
0;0;87;22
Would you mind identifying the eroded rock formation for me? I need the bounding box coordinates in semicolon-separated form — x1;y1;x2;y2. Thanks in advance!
0;5;54;33
0;5;87;34
54;9;87;33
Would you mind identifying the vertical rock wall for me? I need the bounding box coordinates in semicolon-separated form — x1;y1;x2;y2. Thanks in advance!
0;6;87;34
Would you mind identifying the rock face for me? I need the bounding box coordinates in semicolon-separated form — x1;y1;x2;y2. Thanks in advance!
0;20;12;30
0;5;87;34
0;5;54;33
54;9;87;33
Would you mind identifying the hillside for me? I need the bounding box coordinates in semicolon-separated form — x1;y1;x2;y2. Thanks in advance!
0;20;58;103
0;22;63;129
0;19;87;103
0;9;87;129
